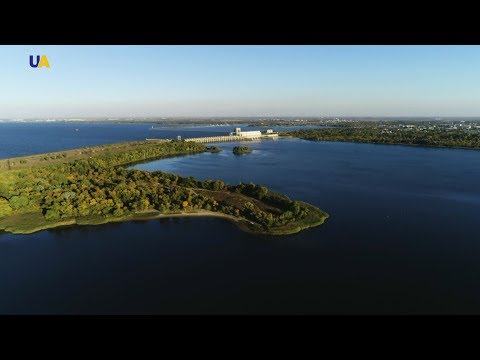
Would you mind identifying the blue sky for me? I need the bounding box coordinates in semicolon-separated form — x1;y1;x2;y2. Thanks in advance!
1;45;480;118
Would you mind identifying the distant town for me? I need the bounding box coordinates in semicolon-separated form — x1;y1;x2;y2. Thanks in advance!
2;116;480;128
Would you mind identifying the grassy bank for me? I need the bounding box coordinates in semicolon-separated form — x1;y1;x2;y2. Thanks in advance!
0;207;328;236
0;210;239;235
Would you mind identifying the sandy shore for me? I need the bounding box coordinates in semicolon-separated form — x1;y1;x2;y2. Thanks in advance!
144;210;242;222
1;208;326;236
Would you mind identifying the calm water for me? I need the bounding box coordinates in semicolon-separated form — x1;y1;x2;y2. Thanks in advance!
1;123;480;314
0;122;317;159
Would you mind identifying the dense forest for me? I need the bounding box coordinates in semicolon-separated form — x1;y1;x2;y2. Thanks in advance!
283;127;480;149
0;140;328;235
0;139;204;172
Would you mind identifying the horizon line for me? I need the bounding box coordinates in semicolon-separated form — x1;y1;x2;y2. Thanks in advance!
2;116;480;120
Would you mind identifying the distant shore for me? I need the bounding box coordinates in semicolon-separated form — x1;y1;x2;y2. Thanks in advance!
283;136;480;151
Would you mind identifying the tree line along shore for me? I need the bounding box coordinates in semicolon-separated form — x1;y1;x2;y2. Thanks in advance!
0;140;328;235
282;126;480;149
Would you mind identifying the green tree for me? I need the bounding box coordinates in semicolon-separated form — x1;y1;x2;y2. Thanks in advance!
0;183;10;198
45;208;60;220
0;198;12;217
9;194;30;210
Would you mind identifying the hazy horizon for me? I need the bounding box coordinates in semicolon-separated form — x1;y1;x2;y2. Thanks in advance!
2;116;480;121
3;45;480;118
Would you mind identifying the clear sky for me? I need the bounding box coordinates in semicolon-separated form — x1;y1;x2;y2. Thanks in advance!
1;45;480;118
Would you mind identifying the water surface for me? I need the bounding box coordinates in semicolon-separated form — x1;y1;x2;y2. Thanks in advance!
1;123;480;314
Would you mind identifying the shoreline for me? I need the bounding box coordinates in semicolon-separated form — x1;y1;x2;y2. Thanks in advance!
281;135;480;151
0;208;328;237
143;210;241;222
0;210;240;235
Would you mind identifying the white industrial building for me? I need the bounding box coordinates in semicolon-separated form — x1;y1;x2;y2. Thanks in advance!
230;128;262;138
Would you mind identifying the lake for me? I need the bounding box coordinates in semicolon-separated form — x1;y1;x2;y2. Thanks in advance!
1;122;480;314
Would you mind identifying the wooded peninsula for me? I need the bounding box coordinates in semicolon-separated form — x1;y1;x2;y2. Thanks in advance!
0;140;328;235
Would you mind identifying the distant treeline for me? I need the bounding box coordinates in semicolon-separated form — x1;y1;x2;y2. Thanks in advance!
283;127;480;149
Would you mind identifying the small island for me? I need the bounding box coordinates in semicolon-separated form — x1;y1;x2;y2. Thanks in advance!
205;146;222;153
0;140;328;236
233;146;252;155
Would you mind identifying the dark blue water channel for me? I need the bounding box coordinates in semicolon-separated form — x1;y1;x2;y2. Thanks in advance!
1;123;479;314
